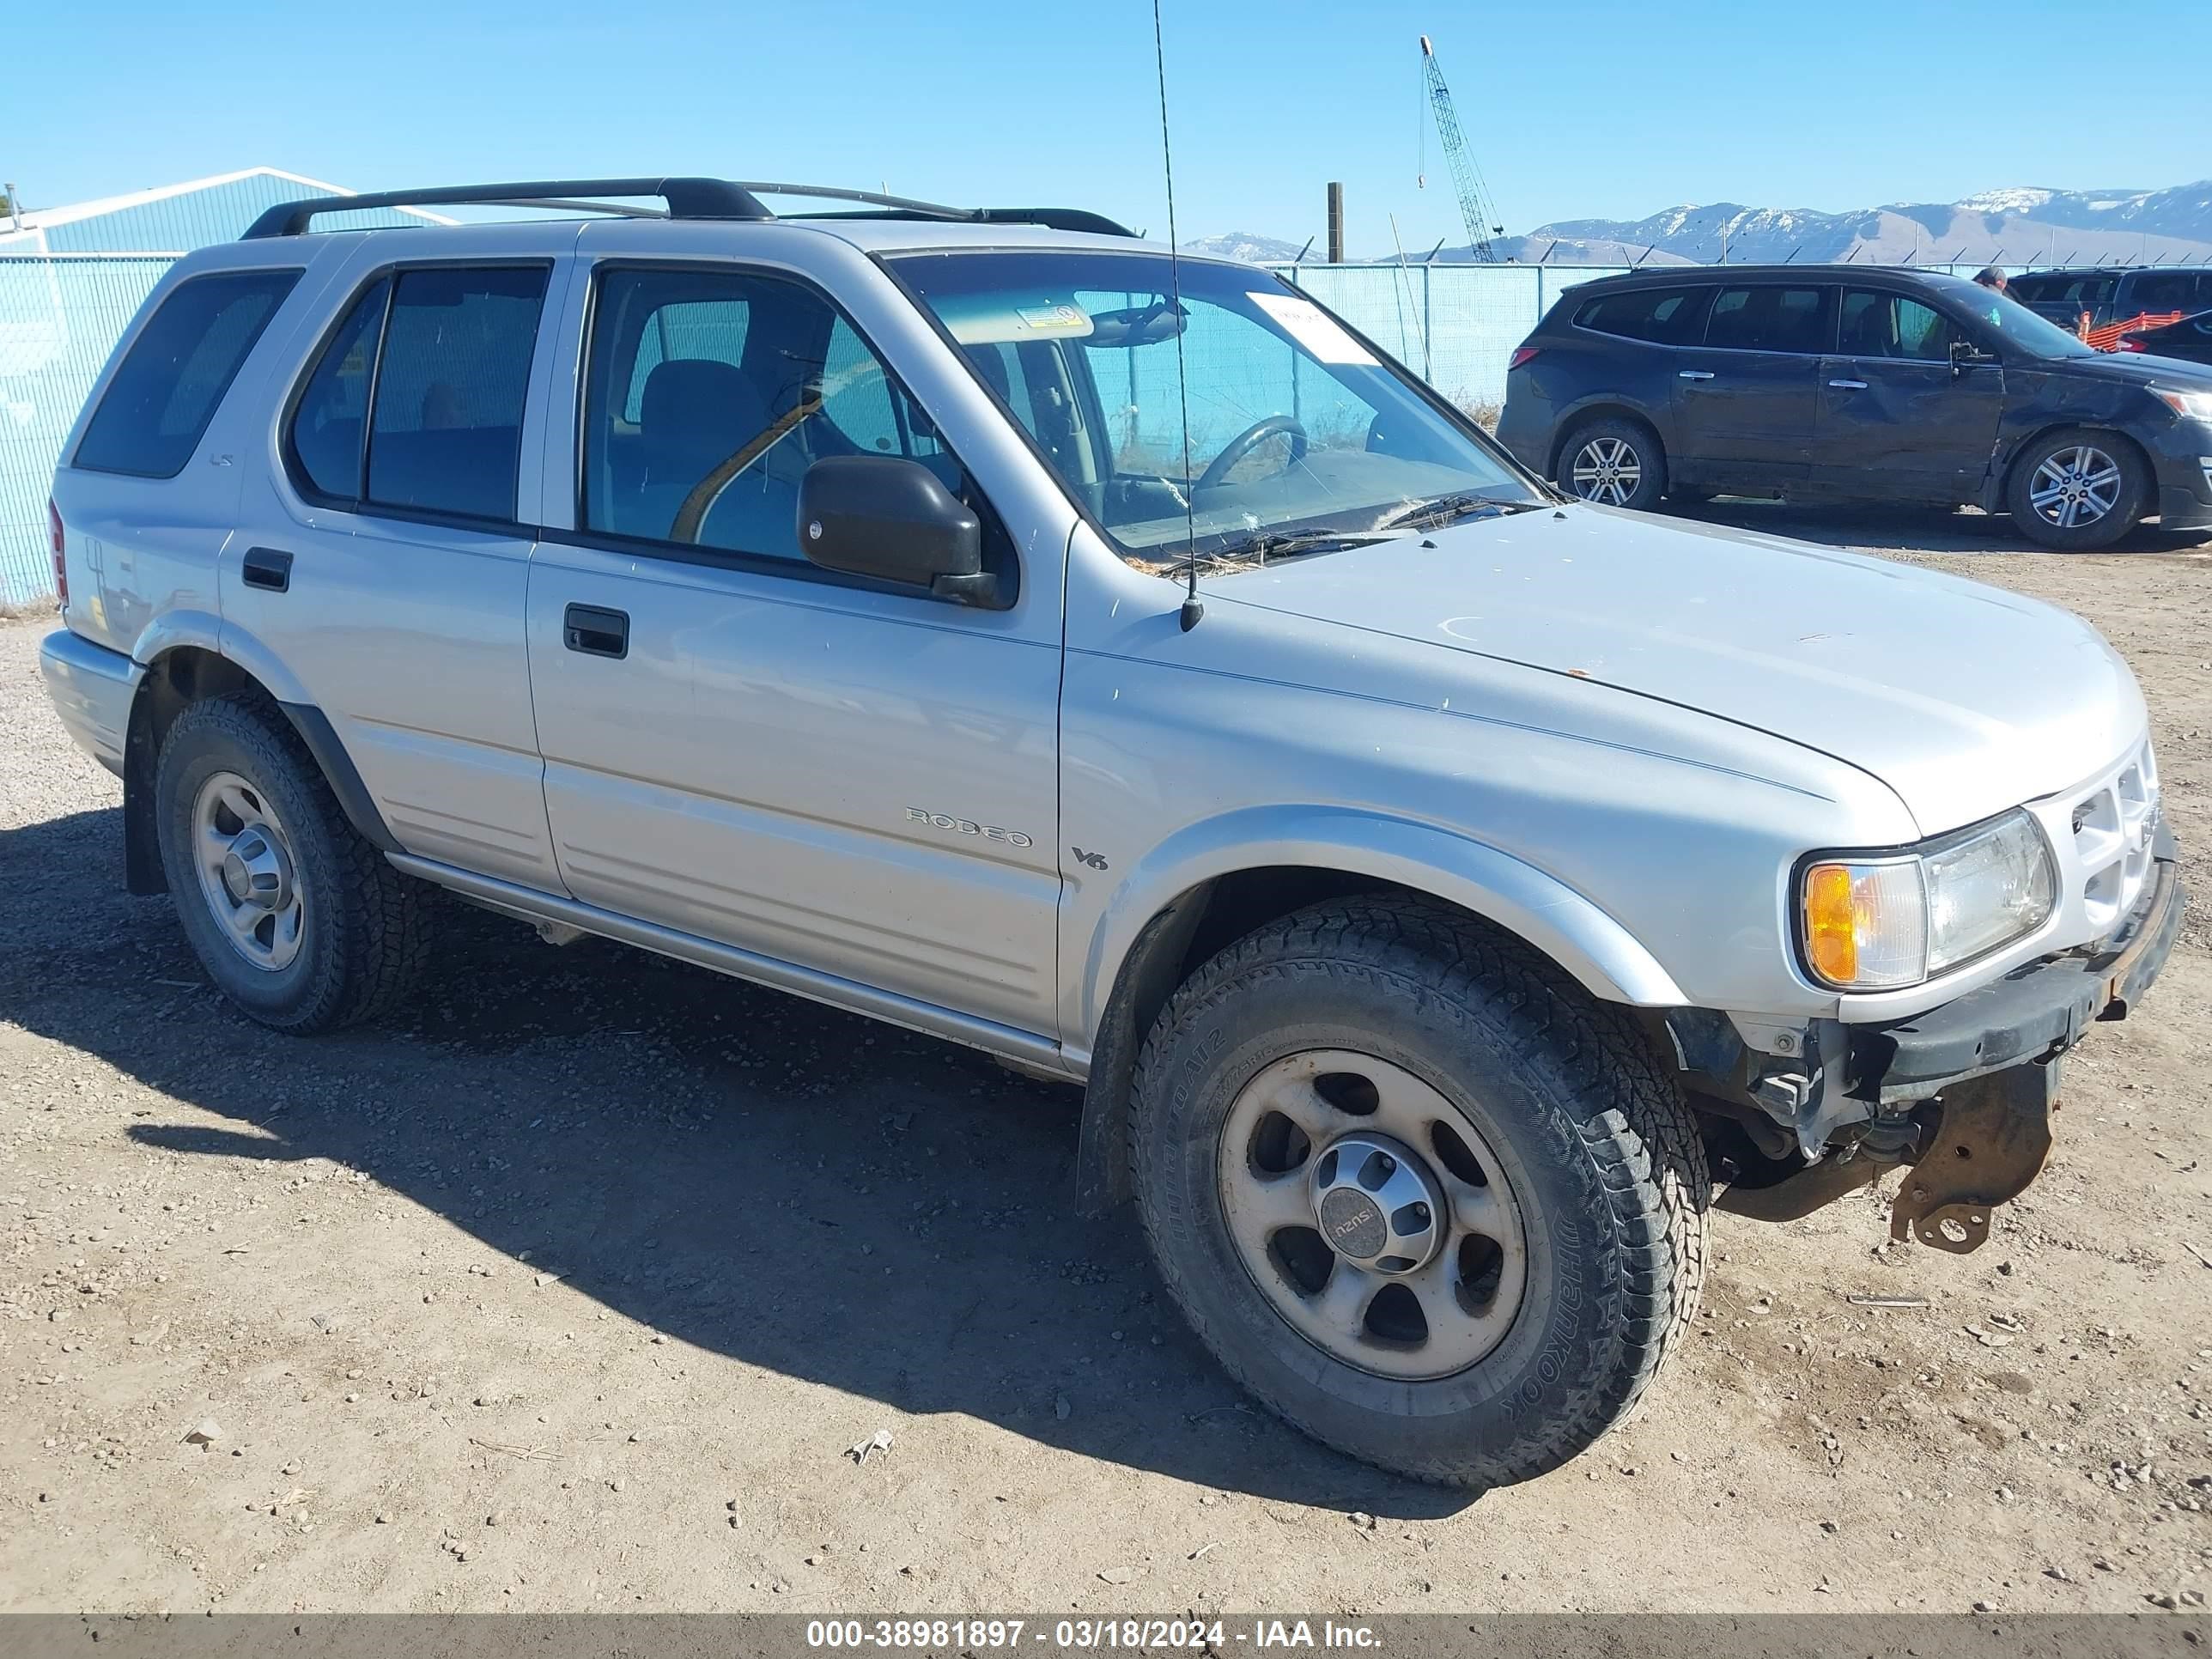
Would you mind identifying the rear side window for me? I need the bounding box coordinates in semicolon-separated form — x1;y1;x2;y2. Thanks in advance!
288;278;390;500
76;270;301;478
1703;285;1834;354
368;268;549;520
1572;287;1711;345
2124;270;2211;315
287;266;549;521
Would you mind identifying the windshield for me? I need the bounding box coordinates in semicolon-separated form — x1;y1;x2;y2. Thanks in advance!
1964;289;2099;358
887;249;1542;566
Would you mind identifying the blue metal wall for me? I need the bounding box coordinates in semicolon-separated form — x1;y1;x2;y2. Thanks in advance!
35;173;428;252
1;256;174;604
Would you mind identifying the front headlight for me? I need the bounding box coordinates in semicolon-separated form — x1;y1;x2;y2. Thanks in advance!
2153;386;2212;421
1800;810;2057;991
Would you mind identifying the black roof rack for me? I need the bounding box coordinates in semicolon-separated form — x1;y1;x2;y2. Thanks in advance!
241;178;771;238
240;177;1135;240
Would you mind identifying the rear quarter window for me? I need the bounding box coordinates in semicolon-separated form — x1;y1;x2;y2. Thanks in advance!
74;269;301;478
1572;287;1711;345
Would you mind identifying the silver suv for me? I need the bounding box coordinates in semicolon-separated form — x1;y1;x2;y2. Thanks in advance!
39;179;2183;1488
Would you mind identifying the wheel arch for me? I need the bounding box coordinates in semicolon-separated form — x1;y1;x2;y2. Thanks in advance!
122;640;396;896
1991;422;2155;515
1070;810;1688;1216
1547;401;1667;482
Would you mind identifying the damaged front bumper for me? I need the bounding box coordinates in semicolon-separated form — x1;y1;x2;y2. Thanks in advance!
1694;830;2185;1248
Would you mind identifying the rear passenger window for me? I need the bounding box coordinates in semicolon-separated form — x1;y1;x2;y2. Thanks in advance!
366;268;548;520
2126;271;2208;315
1703;285;1834;355
1573;287;1711;345
580;267;957;557
288;279;389;501
76;270;301;477
286;265;548;521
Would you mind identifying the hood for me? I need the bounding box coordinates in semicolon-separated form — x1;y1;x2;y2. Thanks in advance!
2037;349;2212;391
1212;506;2146;836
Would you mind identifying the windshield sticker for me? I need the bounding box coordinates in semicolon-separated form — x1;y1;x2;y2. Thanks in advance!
1247;292;1377;366
936;295;1095;346
1016;303;1091;333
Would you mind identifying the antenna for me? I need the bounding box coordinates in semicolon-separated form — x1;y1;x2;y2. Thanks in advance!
1151;0;1202;632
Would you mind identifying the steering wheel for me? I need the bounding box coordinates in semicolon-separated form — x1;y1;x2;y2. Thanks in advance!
1194;415;1310;491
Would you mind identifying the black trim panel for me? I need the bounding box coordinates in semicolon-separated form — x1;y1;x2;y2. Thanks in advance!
276;701;401;854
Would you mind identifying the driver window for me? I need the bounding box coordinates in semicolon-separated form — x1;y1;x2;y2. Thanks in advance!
582;268;953;556
1839;290;1960;362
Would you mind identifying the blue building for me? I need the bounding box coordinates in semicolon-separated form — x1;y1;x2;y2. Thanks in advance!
0;170;447;603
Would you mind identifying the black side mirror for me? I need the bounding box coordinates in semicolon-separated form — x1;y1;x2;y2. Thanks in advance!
1949;338;1996;377
798;457;998;606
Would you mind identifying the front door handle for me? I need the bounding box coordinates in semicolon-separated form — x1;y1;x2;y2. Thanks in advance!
241;547;293;592
1678;369;1715;381
562;604;629;659
1827;378;1869;390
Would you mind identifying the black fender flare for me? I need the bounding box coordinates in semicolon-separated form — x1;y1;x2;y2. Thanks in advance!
121;671;398;895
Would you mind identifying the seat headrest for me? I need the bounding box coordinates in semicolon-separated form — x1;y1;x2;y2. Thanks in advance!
641;358;763;441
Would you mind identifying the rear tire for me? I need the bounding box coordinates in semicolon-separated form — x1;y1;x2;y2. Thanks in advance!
154;694;428;1032
1557;417;1668;511
2006;428;2148;550
1131;896;1708;1487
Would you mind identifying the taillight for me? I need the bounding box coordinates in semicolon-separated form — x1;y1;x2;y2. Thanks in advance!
1508;345;1541;371
47;498;67;610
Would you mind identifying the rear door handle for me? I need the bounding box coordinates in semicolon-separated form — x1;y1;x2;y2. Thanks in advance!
562;604;629;659
1827;378;1869;389
1678;369;1715;381
241;547;293;592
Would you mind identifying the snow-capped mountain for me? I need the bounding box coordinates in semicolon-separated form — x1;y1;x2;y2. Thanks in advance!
1532;182;2212;265
1197;181;2212;266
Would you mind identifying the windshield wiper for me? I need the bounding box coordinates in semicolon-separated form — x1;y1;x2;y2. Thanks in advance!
1375;493;1540;532
1200;528;1393;566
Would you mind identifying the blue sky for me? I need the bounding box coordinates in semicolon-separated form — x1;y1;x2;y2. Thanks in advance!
10;0;2208;252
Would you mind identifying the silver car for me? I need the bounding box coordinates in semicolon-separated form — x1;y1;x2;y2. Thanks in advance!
39;178;2183;1487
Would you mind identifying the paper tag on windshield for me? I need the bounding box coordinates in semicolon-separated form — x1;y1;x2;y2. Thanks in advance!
1016;302;1091;333
1248;292;1377;365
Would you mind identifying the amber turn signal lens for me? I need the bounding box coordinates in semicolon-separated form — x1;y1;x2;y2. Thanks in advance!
1802;863;1857;986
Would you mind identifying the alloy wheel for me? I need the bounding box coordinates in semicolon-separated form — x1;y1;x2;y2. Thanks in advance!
1568;436;1642;505
190;770;306;972
1217;1048;1529;1381
2027;444;2122;530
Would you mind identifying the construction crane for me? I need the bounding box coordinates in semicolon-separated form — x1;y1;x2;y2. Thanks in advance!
1419;34;1505;263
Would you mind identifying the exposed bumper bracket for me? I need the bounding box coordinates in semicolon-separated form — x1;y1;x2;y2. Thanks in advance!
1888;1059;2057;1253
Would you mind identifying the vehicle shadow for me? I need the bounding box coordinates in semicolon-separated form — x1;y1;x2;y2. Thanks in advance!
1665;497;2212;556
0;805;1468;1519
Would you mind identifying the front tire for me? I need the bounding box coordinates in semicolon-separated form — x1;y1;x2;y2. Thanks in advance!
1132;897;1707;1488
2006;428;2148;550
154;694;428;1032
1558;417;1668;511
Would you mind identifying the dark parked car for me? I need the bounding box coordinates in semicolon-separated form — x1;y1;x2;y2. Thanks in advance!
1496;265;2212;550
2008;266;2212;333
2118;309;2212;368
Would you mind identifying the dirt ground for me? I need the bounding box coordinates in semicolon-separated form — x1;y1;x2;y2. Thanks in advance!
2;506;2209;1618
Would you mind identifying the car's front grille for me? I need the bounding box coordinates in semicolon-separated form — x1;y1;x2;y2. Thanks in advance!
2066;738;2159;936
